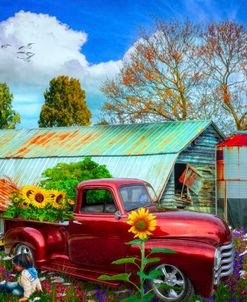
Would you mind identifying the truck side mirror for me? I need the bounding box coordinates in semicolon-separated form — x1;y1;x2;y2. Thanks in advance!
114;211;122;220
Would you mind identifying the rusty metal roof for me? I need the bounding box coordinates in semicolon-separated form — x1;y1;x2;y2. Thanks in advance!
0;120;213;158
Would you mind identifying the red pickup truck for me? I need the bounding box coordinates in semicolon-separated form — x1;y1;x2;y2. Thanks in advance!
4;178;233;301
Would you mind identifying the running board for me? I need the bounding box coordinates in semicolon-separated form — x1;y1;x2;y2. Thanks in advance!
40;259;121;287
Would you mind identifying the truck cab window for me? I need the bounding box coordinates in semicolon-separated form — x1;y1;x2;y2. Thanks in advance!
119;184;152;211
80;189;116;213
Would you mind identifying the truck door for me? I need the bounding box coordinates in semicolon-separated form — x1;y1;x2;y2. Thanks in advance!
68;186;132;271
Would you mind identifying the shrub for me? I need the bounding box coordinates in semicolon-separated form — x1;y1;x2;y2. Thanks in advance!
39;157;113;200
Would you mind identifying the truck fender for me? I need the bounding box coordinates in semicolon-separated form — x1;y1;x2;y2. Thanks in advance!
126;238;215;298
4;227;46;261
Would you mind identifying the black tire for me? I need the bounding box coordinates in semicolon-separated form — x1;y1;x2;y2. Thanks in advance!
14;244;34;259
147;264;194;302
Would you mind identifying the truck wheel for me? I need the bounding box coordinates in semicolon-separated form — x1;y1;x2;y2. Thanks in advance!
14;244;34;259
148;264;194;302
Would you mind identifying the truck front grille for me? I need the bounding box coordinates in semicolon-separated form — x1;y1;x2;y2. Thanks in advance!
214;242;234;285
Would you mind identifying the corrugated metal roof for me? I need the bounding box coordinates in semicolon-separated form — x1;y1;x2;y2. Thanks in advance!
0;120;212;158
0;154;177;199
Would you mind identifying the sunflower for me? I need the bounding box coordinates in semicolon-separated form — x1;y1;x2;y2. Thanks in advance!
11;190;22;203
47;189;59;199
28;187;50;208
127;208;157;239
67;199;75;206
19;200;30;208
50;190;66;209
20;186;36;203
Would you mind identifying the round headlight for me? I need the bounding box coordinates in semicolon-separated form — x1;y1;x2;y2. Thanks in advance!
214;248;221;270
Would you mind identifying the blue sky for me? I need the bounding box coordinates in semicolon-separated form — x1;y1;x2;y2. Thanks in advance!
0;0;246;128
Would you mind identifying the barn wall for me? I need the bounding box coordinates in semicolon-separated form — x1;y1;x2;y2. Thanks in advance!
159;126;222;213
159;170;175;207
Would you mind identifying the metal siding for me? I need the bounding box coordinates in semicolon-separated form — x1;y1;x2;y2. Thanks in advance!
226;181;247;199
177;126;219;166
224;148;239;180
0;121;212;158
240;148;247;180
159;170;175;207
0;154;177;198
217;135;247;225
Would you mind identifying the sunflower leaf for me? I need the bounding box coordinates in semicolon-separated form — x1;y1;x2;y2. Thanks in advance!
143;257;160;265
112;257;137;265
137;269;163;280
151;248;176;254
98;273;131;281
126;239;143;245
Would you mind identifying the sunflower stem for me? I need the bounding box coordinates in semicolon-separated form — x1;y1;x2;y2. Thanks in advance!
140;239;145;299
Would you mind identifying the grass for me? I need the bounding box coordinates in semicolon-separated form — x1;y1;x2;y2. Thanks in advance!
0;254;133;302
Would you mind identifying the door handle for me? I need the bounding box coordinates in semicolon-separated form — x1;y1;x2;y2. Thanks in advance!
72;220;82;225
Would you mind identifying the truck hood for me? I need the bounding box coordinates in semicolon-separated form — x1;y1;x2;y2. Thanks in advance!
148;208;231;246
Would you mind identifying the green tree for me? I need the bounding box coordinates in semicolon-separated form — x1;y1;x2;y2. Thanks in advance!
39;157;112;200
0;83;20;129
39;75;92;127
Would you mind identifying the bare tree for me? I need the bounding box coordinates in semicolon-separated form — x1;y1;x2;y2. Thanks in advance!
99;20;247;133
100;21;205;124
199;21;247;130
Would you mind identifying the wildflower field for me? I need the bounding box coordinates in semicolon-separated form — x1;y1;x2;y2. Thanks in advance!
0;228;246;302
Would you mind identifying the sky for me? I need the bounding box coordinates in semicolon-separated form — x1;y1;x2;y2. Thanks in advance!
0;0;246;128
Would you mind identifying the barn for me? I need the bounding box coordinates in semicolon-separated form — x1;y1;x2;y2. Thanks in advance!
0;120;223;214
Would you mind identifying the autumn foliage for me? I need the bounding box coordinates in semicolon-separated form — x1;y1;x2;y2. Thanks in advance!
200;21;247;130
100;20;247;131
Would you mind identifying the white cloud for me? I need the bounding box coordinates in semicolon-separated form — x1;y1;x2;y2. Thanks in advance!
0;11;122;127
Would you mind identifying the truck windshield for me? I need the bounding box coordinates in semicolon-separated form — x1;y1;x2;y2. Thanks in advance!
119;184;153;211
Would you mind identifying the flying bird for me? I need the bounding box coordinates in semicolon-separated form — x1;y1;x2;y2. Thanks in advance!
1;44;11;48
16;43;36;62
27;43;35;47
18;42;35;50
27;53;35;60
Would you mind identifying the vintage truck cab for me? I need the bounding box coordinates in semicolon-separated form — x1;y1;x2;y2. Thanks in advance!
4;178;233;301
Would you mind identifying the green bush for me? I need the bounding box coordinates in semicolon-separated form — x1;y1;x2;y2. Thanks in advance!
39;157;112;200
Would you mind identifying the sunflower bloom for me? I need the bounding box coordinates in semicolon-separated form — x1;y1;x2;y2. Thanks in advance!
28;187;49;208
127;208;157;239
51;191;66;209
20;186;36;203
68;199;75;205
